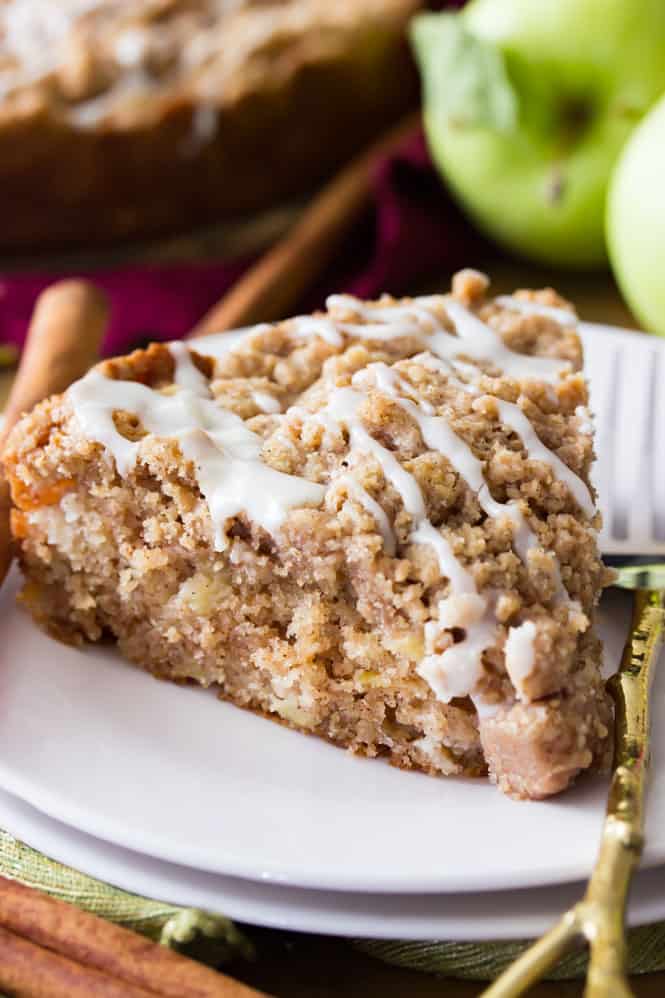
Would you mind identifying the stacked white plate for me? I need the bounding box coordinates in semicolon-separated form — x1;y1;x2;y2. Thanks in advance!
1;321;664;941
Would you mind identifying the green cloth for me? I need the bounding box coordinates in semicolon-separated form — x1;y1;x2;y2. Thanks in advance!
356;929;665;981
0;830;253;963
2;828;665;983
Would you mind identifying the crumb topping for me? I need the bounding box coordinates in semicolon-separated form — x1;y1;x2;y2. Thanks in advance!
61;278;595;714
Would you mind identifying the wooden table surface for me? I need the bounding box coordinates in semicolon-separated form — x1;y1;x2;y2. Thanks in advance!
1;260;663;998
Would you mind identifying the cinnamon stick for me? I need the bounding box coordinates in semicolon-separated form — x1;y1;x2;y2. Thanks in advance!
189;112;420;338
0;876;266;998
0;924;159;998
0;280;108;588
0;280;108;436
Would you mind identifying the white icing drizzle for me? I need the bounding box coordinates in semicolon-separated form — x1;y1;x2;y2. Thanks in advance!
174;291;573;398
326;294;571;384
495;295;577;326
356;364;528;540
342;362;593;700
189;325;271;361
171;341;280;415
493;399;595;518
114;28;149;68
328;294;437;340
575;405;594;436
169;341;210;395
313;385;495;704
355;362;435;414
334;475;396;556
290;316;344;348
250;390;281;414
419;590;498;703
411;521;473;594
178;315;341;370
322;389;426;520
504;620;537;701
413;351;479;397
440;300;571;383
67;367;324;550
360;363;595;578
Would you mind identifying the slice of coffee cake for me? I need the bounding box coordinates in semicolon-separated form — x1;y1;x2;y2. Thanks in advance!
3;270;612;798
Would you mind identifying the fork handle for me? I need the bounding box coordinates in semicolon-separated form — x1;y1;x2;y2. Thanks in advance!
583;587;665;997
609;589;665;832
481;588;665;998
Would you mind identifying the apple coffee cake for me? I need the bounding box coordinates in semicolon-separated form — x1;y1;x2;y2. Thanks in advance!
0;0;419;249
3;270;612;799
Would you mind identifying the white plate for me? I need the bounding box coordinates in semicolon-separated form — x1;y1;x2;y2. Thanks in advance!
0;322;663;896
0;573;649;895
3;785;665;941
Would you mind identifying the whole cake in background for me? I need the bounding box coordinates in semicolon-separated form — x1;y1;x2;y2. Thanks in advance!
0;0;419;248
3;270;613;799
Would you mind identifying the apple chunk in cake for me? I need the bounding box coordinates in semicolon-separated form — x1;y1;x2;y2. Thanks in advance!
3;270;612;799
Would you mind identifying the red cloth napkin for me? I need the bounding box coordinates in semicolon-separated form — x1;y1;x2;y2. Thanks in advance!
0;126;484;359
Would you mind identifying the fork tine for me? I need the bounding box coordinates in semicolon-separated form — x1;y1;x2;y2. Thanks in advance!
626;348;658;547
583;329;665;556
651;350;665;541
587;336;618;544
609;343;653;542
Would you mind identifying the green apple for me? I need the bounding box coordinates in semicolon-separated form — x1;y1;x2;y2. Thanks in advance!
411;1;665;268
607;93;665;334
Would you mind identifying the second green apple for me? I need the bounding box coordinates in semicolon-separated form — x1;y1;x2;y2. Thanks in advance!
411;0;665;267
607;93;665;335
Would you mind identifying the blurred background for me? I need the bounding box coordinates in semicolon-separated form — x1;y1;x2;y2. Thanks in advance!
0;0;664;374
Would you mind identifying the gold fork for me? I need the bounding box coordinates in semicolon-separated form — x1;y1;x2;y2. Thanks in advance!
482;563;665;997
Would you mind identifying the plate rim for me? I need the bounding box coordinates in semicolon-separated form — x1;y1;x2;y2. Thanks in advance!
2;784;665;940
